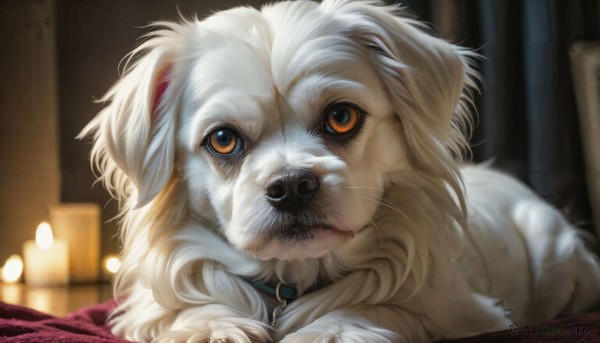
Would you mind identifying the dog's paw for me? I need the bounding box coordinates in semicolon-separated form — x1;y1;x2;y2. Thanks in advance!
280;321;398;343
155;320;270;343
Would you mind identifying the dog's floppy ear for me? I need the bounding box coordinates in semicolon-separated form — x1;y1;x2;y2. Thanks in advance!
322;0;478;164
79;25;183;208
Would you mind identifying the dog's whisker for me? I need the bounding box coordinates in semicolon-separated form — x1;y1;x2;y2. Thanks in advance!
357;195;406;219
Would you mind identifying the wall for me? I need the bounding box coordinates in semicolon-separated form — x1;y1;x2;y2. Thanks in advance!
0;0;60;263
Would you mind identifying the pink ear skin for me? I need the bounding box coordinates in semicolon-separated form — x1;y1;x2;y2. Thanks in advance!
152;66;172;118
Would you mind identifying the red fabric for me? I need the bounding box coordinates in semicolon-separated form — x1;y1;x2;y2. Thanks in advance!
0;301;130;343
0;300;598;342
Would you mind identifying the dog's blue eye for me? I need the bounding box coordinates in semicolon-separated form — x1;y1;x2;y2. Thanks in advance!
207;128;243;155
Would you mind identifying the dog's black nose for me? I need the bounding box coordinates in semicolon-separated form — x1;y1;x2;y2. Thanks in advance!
265;169;320;213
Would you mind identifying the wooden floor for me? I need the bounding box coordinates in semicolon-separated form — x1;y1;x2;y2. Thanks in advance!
0;282;113;317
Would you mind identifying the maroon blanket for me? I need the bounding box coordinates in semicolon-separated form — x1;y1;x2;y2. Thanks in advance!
0;301;130;343
0;300;598;342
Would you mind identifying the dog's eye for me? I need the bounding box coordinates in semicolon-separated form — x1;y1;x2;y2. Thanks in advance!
206;128;243;155
323;103;363;136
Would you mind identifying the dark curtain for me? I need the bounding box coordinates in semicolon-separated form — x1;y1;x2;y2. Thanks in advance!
399;0;600;234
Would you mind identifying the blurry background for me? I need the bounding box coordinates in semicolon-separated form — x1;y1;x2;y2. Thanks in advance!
0;0;599;268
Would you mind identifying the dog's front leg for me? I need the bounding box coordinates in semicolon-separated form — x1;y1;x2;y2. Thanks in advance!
278;305;429;343
153;303;271;343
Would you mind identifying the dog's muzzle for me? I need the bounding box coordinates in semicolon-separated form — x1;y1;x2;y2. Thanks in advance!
265;169;320;214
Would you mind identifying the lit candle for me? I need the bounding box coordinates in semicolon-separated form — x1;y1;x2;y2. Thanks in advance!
23;222;69;286
103;255;122;276
1;254;24;283
50;203;100;283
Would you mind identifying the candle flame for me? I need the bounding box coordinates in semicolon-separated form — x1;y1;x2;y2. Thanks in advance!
36;222;54;250
105;256;122;274
2;255;24;283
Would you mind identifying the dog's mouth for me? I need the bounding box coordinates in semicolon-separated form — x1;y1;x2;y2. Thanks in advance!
266;211;352;241
239;210;356;261
269;222;344;241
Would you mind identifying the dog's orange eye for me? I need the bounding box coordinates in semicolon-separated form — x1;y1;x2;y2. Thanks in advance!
324;103;363;135
207;128;242;155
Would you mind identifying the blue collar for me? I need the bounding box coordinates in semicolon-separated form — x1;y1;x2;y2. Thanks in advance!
252;281;298;300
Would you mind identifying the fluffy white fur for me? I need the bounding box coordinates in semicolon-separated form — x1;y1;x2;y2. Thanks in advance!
80;1;600;342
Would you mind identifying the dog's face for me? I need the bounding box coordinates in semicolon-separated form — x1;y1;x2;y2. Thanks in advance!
177;4;413;261
85;0;471;262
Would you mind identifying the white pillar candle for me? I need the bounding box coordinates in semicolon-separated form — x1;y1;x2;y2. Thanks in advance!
50;203;100;283
23;222;69;286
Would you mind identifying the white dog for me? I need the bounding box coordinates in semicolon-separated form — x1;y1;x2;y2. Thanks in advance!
80;0;600;342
